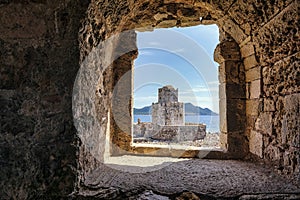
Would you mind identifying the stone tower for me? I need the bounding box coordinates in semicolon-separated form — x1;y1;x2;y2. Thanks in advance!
152;85;185;126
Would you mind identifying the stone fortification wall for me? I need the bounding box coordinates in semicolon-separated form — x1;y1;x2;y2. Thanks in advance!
152;102;185;126
133;123;206;142
158;85;179;103
133;122;159;138
152;85;185;126
243;1;299;182
0;1;89;198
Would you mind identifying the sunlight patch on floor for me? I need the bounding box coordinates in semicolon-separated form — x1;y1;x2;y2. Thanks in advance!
104;155;189;167
103;155;190;173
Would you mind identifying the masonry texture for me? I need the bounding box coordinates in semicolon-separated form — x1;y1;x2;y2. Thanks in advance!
152;85;184;126
0;0;299;199
133;85;206;142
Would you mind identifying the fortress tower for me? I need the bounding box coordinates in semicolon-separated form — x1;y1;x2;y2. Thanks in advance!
152;85;185;126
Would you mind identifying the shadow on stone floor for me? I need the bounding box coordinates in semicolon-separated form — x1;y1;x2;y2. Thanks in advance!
75;157;300;199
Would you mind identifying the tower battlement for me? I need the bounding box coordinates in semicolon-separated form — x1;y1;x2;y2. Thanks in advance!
152;86;184;126
158;85;179;104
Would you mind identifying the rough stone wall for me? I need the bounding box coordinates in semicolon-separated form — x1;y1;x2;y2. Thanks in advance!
158;85;179;104
161;125;206;141
152;85;185;126
153;125;206;142
152;102;185;126
133;123;206;142
0;0;89;198
133;122;158;138
246;0;300;182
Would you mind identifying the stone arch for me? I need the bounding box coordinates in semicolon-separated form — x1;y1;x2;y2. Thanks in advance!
74;0;300;193
75;0;258;168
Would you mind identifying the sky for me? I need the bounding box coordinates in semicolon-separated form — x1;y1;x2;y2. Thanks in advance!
133;24;220;113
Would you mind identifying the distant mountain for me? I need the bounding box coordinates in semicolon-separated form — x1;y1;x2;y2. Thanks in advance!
134;103;218;115
184;103;218;115
133;106;152;115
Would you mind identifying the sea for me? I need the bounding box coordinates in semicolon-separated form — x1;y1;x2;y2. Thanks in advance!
134;115;220;133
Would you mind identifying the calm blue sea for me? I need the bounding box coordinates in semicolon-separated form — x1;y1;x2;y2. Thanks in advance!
134;115;220;133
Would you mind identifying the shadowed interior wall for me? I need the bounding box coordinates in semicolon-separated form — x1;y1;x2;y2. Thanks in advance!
0;0;89;198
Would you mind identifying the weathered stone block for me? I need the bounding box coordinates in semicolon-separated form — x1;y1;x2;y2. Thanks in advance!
180;19;202;27
152;86;184;126
214;44;224;64
226;99;246;132
215;40;241;62
227;132;248;156
255;112;273;135
219;16;247;44
264;98;275;112
246;66;261;82
153;13;168;21
177;7;199;19
219;132;228;150
264;143;282;162
240;42;255;58
219;61;245;84
282;94;300;148
226;83;246;99
244;54;258;70
246;115;257;132
219;83;226;100
246;99;259;116
219;98;227;133
156;20;177;28
218;64;226;84
152;125;207;142
249;130;263;158
250;79;261;99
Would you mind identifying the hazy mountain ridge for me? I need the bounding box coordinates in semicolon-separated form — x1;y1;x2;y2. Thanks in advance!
134;103;218;115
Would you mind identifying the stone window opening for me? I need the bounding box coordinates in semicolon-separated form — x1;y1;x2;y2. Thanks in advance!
107;23;247;160
75;3;250;163
131;25;221;152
